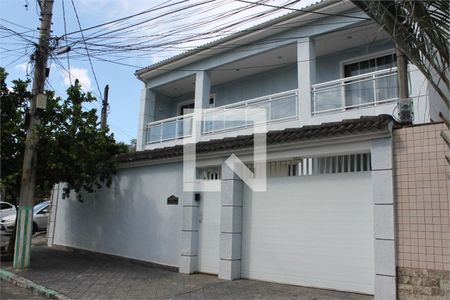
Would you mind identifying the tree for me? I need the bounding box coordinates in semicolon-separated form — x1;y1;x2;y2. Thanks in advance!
0;69;30;203
351;0;449;107
1;68;128;201
36;80;129;200
1;68;128;253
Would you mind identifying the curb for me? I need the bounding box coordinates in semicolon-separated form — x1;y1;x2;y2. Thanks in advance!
0;268;71;299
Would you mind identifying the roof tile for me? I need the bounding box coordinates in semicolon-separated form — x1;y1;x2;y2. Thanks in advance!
117;114;394;164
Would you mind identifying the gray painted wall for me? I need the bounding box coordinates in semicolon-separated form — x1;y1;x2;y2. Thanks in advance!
154;64;298;120
211;64;297;107
53;163;184;267
155;93;177;120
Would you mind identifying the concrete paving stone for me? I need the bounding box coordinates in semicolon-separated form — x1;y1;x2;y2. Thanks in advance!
2;242;373;300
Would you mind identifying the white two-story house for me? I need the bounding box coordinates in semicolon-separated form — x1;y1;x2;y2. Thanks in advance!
134;1;436;151
48;1;446;299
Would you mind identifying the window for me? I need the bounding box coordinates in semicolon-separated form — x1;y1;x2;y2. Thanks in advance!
0;203;13;210
179;101;194;115
343;53;398;107
247;153;372;178
197;166;221;180
177;95;215;116
344;53;396;77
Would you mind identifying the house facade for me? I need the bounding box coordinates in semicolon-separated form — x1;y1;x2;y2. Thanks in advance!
134;0;437;152
47;1;448;300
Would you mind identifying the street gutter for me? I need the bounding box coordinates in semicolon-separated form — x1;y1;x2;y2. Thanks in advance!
0;268;71;300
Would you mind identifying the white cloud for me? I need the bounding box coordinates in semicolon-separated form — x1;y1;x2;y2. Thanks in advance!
15;62;28;73
62;67;92;92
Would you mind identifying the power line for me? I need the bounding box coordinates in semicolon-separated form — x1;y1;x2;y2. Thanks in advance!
0;18;37;32
70;0;103;100
59;0;372;67
61;0;191;37
66;21;381;71
61;0;71;85
234;0;370;20
51;54;103;101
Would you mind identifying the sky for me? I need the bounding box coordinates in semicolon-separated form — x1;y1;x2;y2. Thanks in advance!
0;0;318;144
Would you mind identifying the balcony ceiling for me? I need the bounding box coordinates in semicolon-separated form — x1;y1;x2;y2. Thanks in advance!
315;23;391;56
154;75;196;98
155;44;297;98
209;43;298;87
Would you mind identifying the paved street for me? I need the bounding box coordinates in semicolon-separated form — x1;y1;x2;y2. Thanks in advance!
1;239;372;300
0;280;46;300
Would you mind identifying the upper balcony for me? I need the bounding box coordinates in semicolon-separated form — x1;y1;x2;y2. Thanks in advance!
137;22;427;151
145;65;399;146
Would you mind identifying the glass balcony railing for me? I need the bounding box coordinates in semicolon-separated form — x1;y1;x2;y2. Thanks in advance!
202;90;298;134
146;114;193;144
312;67;398;115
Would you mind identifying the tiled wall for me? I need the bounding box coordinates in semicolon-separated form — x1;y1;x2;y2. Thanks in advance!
394;123;450;271
394;122;449;271
394;122;450;298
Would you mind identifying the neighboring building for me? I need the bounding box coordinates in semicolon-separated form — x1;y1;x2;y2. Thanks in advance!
47;1;448;300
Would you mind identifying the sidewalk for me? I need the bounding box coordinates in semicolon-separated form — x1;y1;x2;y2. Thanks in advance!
1;239;372;300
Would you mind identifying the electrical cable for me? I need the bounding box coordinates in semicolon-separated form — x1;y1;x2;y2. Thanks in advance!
70;0;103;101
235;0;370;20
61;0;72;85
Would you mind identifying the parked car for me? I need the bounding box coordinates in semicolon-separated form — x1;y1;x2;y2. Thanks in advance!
0;201;50;238
0;201;16;219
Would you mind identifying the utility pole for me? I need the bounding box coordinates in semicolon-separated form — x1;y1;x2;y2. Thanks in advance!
396;48;413;123
101;85;109;130
13;0;54;269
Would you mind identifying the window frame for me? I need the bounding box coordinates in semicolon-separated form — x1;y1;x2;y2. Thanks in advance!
0;202;13;210
339;49;397;79
176;94;216;116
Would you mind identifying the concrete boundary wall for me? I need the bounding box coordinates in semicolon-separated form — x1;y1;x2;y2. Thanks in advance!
50;131;398;299
51;162;184;268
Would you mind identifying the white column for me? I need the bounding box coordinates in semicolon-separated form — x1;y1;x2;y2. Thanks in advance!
297;37;315;125
371;137;396;300
219;161;243;280
193;71;210;139
136;87;156;151
179;192;199;274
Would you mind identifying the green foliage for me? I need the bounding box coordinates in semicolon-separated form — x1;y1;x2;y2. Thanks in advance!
0;68;128;202
0;68;30;203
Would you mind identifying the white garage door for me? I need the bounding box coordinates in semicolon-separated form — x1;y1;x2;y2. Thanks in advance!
242;173;374;294
197;192;221;274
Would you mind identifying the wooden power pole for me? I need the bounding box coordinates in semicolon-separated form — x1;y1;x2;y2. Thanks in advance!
13;0;54;269
101;84;109;130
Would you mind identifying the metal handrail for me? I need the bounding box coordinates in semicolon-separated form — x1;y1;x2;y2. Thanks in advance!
204;89;298;113
146;113;193;128
312;67;398;90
